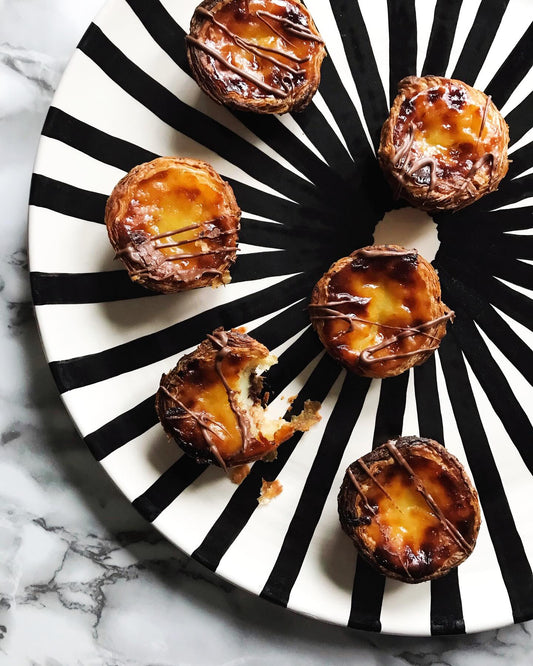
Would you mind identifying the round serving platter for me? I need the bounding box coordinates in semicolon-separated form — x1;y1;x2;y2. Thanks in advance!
29;0;533;635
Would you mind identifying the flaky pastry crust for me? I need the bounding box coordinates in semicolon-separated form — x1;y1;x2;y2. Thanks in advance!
186;0;326;114
338;436;481;583
310;245;453;378
378;76;509;211
156;328;321;468
105;157;240;293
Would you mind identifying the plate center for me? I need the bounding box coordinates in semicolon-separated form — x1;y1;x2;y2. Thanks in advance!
372;207;440;262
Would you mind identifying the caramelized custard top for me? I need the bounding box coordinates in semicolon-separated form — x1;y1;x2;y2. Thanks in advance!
191;0;323;100
311;248;448;374
393;80;501;186
353;442;478;579
121;164;237;280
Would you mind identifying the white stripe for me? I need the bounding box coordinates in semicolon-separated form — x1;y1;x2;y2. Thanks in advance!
358;0;390;108
312;92;353;159
508;127;533;155
154;358;341;560
501;64;533;118
304;0;375;153
493;196;533;211
434;352;514;634
288;380;382;627
51;50;291;202
94;0;313;184
445;0;483;77
474;0;533;91
35;273;298;362
62;301;304;439
474;322;533;416
492;304;533;350
495;275;533;299
29;206;115;273
101;426;182;502
34;135;124;196
212;370;344;595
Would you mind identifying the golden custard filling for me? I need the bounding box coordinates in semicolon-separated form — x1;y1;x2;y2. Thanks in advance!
320;252;434;363
355;451;477;574
193;0;323;99
123;166;230;265
394;82;500;181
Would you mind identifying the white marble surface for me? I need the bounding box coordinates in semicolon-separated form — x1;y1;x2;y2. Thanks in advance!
2;0;533;663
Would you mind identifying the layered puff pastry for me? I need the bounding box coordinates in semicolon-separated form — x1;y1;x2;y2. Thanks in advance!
105;157;240;293
186;0;326;114
378;76;509;212
156;328;321;469
309;245;453;379
338;436;481;583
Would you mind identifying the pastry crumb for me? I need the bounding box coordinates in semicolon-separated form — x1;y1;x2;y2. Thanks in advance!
228;464;250;485
258;478;283;505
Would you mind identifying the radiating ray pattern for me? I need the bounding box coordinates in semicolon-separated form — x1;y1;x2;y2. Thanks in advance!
28;0;533;635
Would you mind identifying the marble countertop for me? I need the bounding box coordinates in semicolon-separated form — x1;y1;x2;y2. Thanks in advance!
1;0;533;663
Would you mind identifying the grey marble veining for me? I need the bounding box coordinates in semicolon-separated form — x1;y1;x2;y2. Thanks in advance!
1;0;533;663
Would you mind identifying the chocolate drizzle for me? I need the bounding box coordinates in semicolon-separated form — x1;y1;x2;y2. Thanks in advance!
187;2;323;99
383;440;473;554
348;439;473;556
207;329;251;452
159;385;229;470
309;297;454;367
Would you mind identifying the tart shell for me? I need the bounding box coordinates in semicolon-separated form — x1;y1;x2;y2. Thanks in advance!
338;436;481;583
105;157;240;293
186;0;326;114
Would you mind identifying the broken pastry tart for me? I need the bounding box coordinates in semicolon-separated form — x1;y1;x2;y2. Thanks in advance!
186;0;326;114
309;245;453;378
338;436;481;583
155;328;321;469
105;157;240;293
378;75;509;211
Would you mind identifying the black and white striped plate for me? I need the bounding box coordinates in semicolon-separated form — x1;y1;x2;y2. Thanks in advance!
29;0;533;635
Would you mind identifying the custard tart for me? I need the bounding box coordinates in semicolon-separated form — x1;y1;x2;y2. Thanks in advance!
378;76;509;211
338;436;481;583
309;245;453;378
105;157;240;293
156;328;321;469
186;0;326;114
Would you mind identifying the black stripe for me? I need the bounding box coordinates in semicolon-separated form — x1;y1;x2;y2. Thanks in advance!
31;270;152;305
133;455;208;522
42;106;157;172
78;24;327;211
485;21;533;107
507;142;533;180
261;373;370;606
414;357;466;635
439;332;533;624
387;0;417;103
437;270;533;386
290;102;355;176
422;0;463;76
435;253;533;333
348;372;410;632
441;288;533;476
452;0;510;85
49;272;310;392
126;0;344;191
30;174;106;224
318;56;374;162
42;107;324;228
192;354;340;570
329;0;389;150
85;395;157;461
506;90;533;146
